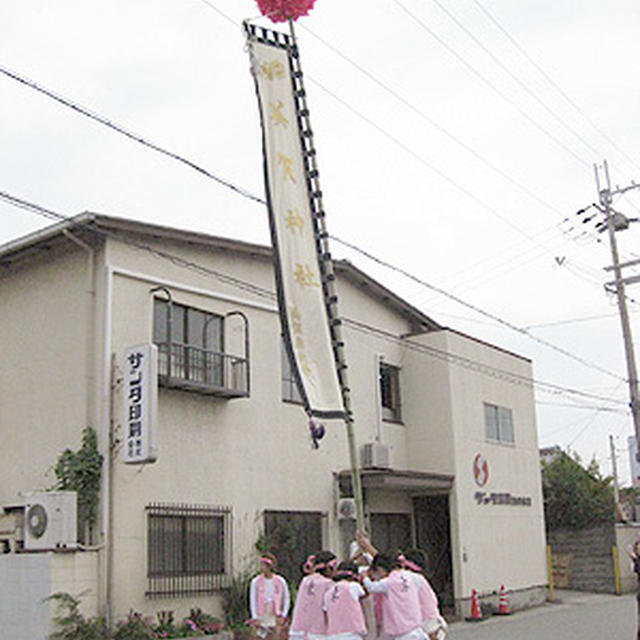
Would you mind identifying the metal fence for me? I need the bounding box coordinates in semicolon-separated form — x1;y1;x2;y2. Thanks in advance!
146;502;232;598
156;342;249;397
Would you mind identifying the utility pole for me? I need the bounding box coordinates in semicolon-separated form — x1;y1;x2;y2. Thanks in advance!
609;434;620;504
594;160;640;459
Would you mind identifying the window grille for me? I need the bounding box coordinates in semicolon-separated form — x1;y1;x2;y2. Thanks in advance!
263;510;324;584
146;502;232;598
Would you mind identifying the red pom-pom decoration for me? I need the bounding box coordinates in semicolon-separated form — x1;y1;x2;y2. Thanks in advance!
255;0;317;23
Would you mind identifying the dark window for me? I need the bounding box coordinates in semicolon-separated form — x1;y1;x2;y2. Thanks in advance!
370;513;412;553
281;342;303;404
484;403;514;444
263;510;323;584
146;503;231;597
380;363;402;422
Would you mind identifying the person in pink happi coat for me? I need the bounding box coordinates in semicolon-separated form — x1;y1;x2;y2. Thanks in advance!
290;550;338;640
323;561;368;640
362;553;425;640
249;552;291;640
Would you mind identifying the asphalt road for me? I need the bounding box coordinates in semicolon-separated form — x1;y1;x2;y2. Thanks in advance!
449;591;636;640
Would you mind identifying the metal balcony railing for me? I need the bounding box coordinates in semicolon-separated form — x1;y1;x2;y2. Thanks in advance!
156;342;249;398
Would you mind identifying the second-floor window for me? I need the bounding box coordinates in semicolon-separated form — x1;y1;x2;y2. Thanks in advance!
281;342;303;404
153;298;223;387
152;298;250;397
380;363;402;422
484;403;514;444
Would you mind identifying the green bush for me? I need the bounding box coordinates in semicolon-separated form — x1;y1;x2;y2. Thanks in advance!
542;451;615;530
221;568;253;629
47;592;108;640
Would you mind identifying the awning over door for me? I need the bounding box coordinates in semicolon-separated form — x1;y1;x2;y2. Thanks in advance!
338;469;454;494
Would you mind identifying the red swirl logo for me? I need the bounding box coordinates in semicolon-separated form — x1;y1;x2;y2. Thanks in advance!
473;454;489;487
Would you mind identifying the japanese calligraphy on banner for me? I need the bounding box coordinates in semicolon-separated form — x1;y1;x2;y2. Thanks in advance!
248;35;345;418
123;344;158;464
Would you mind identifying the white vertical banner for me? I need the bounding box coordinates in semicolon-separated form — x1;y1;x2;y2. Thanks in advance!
123;343;158;464
248;34;345;419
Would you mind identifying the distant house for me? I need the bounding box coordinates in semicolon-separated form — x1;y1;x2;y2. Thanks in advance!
0;214;547;638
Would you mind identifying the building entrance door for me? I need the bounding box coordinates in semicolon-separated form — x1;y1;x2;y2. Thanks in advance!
413;495;454;610
369;513;412;554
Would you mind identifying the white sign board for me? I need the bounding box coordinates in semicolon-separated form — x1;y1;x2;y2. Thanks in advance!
123;344;158;464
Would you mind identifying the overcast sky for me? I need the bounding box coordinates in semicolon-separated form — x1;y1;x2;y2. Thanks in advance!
2;0;640;484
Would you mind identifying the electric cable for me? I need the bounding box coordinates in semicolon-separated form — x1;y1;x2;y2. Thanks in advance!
391;0;590;168
0;65;266;206
471;0;640;175
0;26;606;308
329;232;625;382
428;0;615;168
299;21;567;222
0;188;629;408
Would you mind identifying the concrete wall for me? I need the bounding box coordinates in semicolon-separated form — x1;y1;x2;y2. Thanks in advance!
443;331;547;603
548;523;616;593
616;523;640;593
0;551;98;640
0;243;93;507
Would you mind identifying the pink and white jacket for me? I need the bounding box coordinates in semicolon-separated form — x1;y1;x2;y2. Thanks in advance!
323;581;367;637
363;570;423;637
290;573;333;635
250;574;290;619
410;572;440;624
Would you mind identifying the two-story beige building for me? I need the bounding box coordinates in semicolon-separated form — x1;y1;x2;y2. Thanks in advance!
0;214;547;638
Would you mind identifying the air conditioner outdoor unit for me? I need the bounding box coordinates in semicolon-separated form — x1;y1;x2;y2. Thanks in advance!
24;491;77;551
361;442;391;469
337;497;357;520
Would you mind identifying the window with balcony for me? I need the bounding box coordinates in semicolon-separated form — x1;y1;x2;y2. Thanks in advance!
484;403;514;444
153;297;249;397
380;363;402;422
146;502;231;597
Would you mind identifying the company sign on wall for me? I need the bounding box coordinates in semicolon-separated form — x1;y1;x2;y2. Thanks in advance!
472;453;532;507
123;344;158;464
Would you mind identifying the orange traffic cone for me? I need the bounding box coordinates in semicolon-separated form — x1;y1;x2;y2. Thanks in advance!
465;588;483;622
495;585;511;616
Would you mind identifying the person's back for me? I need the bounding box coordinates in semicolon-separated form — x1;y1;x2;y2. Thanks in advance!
290;551;338;640
380;569;423;637
290;572;333;637
325;579;366;637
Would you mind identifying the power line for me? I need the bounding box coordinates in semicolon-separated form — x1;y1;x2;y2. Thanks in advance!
428;0;610;166
536;400;628;415
391;0;590;168
0;189;628;409
0;21;601;308
329;233;625;382
524;311;634;330
345;316;626;406
306;74;559;258
0;65;266;206
0;59;626;379
299;21;567;222
566;383;627;447
471;0;640;175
